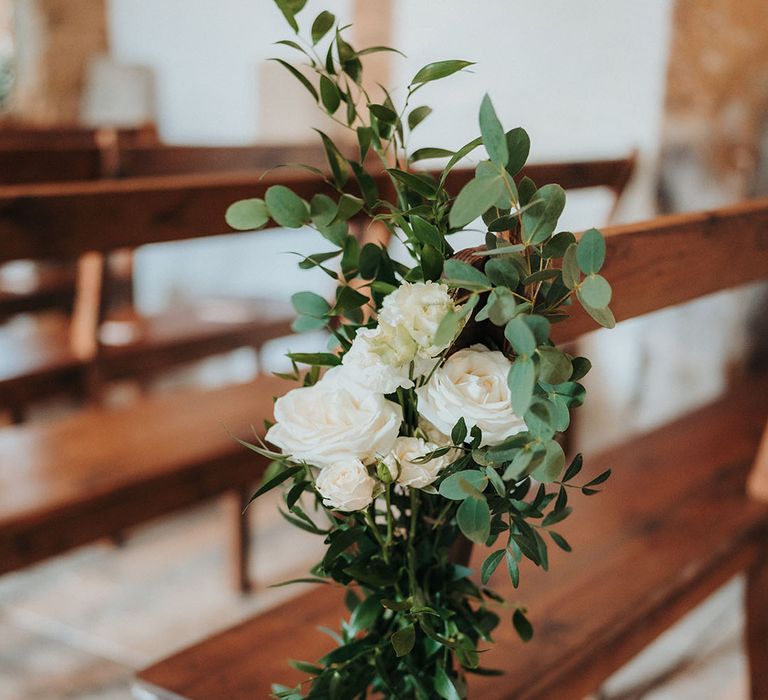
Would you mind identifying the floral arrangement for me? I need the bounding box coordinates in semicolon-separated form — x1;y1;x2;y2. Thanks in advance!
226;2;614;698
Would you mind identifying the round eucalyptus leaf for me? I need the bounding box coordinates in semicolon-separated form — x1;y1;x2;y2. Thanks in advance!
578;274;612;308
265;185;310;228
225;198;269;231
576;228;606;274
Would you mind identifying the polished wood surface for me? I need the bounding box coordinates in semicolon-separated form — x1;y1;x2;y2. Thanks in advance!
0;374;289;575
0;159;634;262
135;379;768;700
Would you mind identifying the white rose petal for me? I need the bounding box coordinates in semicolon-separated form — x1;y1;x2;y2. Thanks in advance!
315;459;376;511
383;436;452;489
379;281;456;358
340;326;414;394
416;344;526;447
266;368;402;468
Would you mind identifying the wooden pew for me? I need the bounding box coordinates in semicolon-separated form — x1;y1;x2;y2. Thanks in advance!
0;157;634;415
134;198;768;700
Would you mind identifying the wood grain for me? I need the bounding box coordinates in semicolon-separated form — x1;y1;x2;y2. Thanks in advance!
135;378;768;699
0;374;289;575
0;158;634;261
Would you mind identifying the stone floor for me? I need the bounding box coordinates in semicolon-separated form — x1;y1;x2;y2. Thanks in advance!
0;493;749;700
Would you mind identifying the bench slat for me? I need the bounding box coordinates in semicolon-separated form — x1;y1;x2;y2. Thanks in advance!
135;376;768;700
0;375;289;574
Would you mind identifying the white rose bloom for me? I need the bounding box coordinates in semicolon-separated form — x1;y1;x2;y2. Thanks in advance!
315;459;376;511
266;368;402;468
340;326;415;394
383;436;452;489
379;281;456;358
416;344;526;447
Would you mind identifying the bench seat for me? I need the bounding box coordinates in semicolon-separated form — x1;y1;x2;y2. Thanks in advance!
135;377;768;700
0;374;288;576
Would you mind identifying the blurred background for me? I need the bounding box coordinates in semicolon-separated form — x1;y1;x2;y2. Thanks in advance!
0;1;766;698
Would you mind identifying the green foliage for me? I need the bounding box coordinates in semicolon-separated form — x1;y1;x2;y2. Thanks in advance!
227;4;615;697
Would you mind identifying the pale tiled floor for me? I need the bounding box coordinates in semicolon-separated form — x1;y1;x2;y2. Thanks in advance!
0;493;750;700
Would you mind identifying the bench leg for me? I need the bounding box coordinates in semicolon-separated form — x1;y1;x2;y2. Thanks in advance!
747;552;768;699
229;488;252;594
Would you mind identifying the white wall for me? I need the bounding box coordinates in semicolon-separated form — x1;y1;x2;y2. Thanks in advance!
106;0;351;144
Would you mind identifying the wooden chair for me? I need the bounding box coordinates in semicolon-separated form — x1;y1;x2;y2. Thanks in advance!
134;198;768;700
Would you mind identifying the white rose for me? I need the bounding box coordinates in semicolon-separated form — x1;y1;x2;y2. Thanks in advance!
415;344;526;447
383;436;452;489
340;326;414;394
315;459;376;511
379;281;456;358
266;368;402;468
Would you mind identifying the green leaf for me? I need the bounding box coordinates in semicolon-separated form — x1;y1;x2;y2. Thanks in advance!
319;75;340;113
451;417;468;445
408;105;433;131
537;347;573;384
359;243;381;279
274;0;306;31
578;274;612;308
265;185;310;228
435;665;461;700
311;10;335;43
522;184;566;245
479;94;508;166
505;127;530;176
269;59;317;101
482;287;517;326
481;550;506;584
332;285;368;313
411;59;474;85
443;259;490;290
356;126;372;160
449;176;505;228
411;216;443;249
225;198;269;230
581;301;616;329
532;440;565;483
506;551;520;587
504;317;536;356
563;453;583;482
438;470;487;500
485;257;520;288
387;168;437;198
542;231;576;259
570;357;592;381
421;243;444;281
310;194;347;246
391;624;416;657
549;531;572;552
349;594;381;633
513;609;533;642
584;469;612;488
286;352;340;367
442;136;483;175
292;315;327;332
410;147;454;162
457;496;491;544
314;129;349;187
517;176;537;205
291;291;330;317
369;103;398;124
249;465;301;502
522;314;551;344
331;193;364;223
561;243;580;290
507;357;535;415
356;45;406;57
485;466;506;497
576;228;606;274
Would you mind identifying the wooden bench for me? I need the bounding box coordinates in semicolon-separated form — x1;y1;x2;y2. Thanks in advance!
0;374;288;590
0;156;634;416
135;198;768;699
